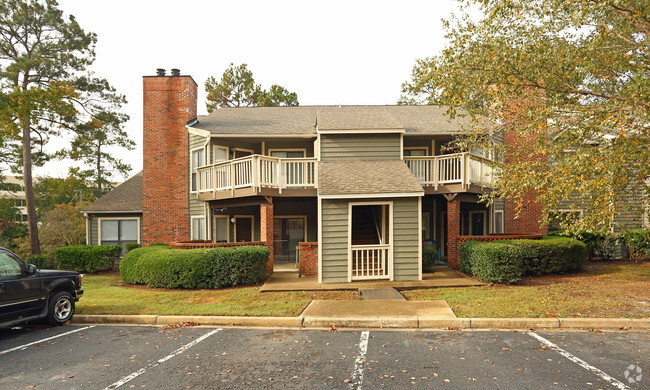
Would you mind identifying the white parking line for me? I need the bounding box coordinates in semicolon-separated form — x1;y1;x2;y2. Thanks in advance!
528;332;630;390
349;331;370;390
103;328;222;390
0;325;96;356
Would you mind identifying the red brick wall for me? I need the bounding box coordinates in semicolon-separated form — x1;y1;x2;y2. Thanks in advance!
447;199;461;269
298;242;318;277
260;203;274;274
142;75;197;245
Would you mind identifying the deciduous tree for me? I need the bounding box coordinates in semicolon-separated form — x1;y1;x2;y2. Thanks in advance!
400;0;649;232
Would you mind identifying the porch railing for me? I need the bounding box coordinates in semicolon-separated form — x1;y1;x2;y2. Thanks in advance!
351;244;390;280
404;152;494;190
197;155;317;195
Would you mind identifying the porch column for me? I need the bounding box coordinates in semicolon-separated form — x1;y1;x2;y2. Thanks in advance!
260;202;274;274
447;198;461;269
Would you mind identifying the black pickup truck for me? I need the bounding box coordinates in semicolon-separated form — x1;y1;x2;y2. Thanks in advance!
0;247;83;327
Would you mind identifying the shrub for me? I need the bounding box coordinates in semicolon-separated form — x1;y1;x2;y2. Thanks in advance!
122;245;270;289
125;243;142;252
119;245;169;284
53;245;122;273
572;231;619;260
460;237;587;284
622;230;650;261
27;254;55;269
422;248;438;271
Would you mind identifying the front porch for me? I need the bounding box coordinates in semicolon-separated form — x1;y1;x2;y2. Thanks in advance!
260;266;484;292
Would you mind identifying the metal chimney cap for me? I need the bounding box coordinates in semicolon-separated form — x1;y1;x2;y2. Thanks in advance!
171;68;181;76
156;68;166;76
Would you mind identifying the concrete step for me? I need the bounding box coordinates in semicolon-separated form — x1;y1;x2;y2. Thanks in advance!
360;288;405;300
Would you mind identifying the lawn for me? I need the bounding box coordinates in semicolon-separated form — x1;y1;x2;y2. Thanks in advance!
76;273;358;317
403;260;650;318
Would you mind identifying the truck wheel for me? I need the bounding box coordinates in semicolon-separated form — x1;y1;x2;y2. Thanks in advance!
47;291;75;326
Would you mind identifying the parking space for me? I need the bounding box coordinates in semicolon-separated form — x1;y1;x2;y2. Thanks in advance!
0;325;647;389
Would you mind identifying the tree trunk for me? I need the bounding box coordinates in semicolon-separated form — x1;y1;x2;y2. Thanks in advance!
22;116;41;255
96;142;102;198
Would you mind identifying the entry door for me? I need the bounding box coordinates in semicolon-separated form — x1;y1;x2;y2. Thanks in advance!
234;217;253;242
273;218;305;263
234;149;253;159
470;212;486;236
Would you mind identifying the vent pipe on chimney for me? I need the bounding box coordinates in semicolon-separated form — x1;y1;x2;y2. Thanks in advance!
156;68;166;76
171;68;180;76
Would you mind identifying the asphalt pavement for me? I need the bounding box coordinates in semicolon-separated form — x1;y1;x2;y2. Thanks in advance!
0;324;647;389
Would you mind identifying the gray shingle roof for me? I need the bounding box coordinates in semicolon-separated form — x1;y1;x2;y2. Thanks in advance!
191;105;487;135
81;172;142;213
318;160;424;196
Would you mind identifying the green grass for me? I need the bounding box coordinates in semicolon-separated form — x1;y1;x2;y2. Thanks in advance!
403;260;650;318
76;273;358;317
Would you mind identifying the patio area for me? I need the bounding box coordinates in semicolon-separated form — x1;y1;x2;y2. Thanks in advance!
260;266;485;292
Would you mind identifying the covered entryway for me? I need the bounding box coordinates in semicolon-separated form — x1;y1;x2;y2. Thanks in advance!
273;216;306;263
349;202;392;280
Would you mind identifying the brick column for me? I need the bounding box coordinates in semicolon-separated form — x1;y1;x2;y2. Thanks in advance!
260;203;274;274
298;242;318;277
447;199;461;269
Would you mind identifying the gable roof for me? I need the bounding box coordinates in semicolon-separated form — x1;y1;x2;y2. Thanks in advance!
318;160;424;197
81;172;142;214
191;105;486;135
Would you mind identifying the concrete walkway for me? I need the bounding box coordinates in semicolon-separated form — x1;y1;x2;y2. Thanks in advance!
260;266;484;292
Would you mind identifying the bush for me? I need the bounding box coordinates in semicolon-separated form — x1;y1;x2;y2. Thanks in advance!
125;243;142;252
572;231;619;260
422;248;438;271
53;245;122;273
622;230;650;261
27;254;55;269
119;245;169;284
460;237;587;284
121;245;270;289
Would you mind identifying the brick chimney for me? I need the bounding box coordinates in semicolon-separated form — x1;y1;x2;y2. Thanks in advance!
142;69;198;244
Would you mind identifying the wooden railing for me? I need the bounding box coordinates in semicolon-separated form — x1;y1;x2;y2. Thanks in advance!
404;153;494;190
350;244;390;280
197;155;317;195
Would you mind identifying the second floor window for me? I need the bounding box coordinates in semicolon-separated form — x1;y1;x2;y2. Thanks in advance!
191;149;205;192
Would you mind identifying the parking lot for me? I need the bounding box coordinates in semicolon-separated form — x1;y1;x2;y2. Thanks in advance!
0;324;647;389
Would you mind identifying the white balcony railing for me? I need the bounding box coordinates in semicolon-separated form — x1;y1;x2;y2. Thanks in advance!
197;155;317;196
404;152;494;190
351;244;390;280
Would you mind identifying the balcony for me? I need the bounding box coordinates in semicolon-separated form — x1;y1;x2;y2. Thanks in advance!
404;153;495;194
196;155;318;200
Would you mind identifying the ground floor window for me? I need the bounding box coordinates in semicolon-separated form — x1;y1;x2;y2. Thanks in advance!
191;217;206;240
100;219;139;247
493;210;504;234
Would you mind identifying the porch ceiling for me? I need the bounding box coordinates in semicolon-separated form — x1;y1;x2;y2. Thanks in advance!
318;160;424;197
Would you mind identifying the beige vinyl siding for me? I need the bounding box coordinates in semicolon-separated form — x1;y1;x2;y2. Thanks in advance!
320;197;420;283
320;133;401;161
88;213;142;245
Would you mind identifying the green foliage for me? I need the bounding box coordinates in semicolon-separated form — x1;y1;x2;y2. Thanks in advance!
0;198;28;251
422;248;438;271
121;246;270;289
33;169;96;216
460;237;587;284
38;202;87;256
125;243;142;252
622;230;650;262
572;231;620;260
27;254;55;269
54;245;121;273
119;245;169;284
204;63;298;112
400;0;649;233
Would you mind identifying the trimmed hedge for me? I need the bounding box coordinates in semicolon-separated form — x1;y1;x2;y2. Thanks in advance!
53;245;122;273
125;243;142;252
460;237;587;284
422;248;437;271
119;245;170;284
120;245;270;289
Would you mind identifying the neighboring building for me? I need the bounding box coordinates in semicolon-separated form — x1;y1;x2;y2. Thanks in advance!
82;172;142;247
0;176;32;222
128;69;547;284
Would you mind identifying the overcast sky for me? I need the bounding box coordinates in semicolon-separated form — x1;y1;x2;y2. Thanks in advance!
35;0;465;180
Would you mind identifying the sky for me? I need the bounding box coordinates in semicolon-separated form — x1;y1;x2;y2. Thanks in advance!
34;0;466;180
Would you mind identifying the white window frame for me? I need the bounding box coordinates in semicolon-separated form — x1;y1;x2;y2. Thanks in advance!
233;147;255;158
190;216;206;240
190;147;205;194
233;215;254;242
347;201;394;282
268;148;307;158
493;210;504;234
97;217;141;246
403;146;429;157
210;144;229;164
212;215;230;243
422;211;431;240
